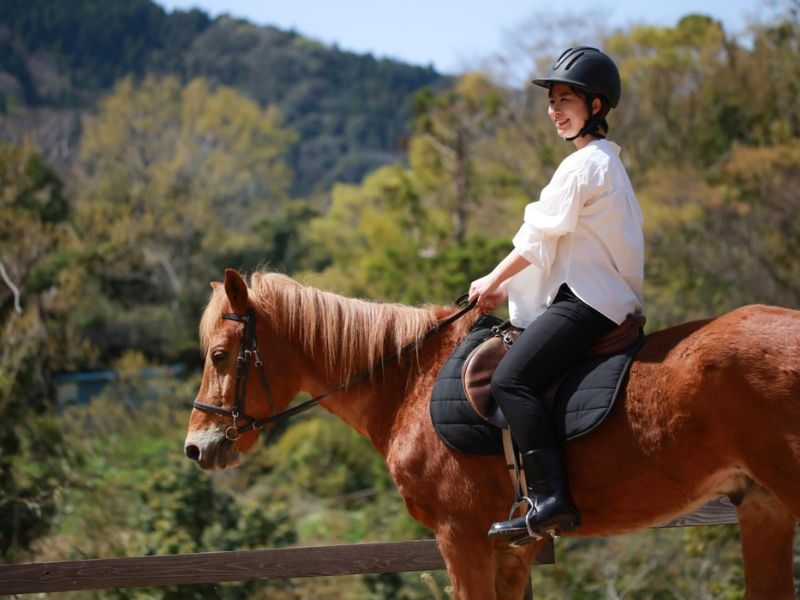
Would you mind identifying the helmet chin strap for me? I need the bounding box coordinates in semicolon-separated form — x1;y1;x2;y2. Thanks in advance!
564;121;605;142
564;95;607;143
564;128;585;142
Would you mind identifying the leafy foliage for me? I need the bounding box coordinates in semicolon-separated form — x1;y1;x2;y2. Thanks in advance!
531;526;746;599
73;74;296;364
0;141;78;562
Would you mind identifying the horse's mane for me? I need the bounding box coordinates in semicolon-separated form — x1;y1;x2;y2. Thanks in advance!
200;271;439;382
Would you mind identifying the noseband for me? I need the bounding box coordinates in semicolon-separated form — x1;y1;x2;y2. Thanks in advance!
192;298;475;441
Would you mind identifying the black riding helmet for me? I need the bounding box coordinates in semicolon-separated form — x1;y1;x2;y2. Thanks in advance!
532;46;621;141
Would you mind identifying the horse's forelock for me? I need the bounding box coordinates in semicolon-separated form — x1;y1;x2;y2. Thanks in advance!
199;284;230;352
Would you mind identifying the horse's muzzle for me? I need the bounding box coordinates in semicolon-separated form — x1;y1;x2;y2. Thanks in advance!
184;428;239;470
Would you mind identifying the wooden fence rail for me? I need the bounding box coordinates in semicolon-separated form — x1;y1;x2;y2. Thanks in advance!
0;497;737;596
0;539;554;595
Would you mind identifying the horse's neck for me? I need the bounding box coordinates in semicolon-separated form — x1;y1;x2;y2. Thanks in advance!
310;307;473;455
318;381;402;453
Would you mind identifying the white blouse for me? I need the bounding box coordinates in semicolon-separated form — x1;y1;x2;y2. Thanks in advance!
507;139;644;327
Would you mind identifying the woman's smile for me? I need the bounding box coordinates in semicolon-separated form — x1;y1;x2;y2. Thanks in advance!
554;117;570;131
548;83;589;139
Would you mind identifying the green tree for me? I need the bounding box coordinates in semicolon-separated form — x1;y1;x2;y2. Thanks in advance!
607;15;734;175
689;145;800;311
411;73;505;242
301;162;506;304
74;75;297;363
302;73;548;304
0;140;76;561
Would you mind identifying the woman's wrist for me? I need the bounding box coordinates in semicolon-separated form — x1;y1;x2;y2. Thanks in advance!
486;271;503;292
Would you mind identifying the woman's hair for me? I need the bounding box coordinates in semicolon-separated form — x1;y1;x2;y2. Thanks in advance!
569;85;611;138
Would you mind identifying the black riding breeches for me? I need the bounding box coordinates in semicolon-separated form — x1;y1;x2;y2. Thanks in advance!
491;283;617;452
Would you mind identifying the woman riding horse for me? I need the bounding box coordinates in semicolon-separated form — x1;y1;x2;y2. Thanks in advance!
469;47;644;543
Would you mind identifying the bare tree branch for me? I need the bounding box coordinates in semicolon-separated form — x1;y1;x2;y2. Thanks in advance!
0;259;22;313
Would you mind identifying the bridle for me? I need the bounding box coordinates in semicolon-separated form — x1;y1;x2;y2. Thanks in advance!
191;298;475;441
192;309;275;441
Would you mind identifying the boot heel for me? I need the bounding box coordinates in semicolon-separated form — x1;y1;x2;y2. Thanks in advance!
547;515;581;537
556;516;581;534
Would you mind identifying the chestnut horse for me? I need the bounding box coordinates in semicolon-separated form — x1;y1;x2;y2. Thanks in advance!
185;269;800;600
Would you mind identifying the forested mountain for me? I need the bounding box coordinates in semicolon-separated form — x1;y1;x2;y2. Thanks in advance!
0;0;446;193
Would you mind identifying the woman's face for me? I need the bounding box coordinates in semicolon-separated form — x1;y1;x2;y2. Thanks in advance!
547;83;589;139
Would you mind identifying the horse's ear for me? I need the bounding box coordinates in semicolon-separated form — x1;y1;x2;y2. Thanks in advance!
210;281;222;291
223;269;249;314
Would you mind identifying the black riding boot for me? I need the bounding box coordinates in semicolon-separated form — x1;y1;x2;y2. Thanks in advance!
488;447;580;542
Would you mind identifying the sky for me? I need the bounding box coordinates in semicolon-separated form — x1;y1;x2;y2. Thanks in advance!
156;0;775;76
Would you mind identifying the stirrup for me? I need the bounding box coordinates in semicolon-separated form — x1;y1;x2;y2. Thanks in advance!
524;501;541;540
507;496;579;546
506;496;543;547
510;496;547;540
509;496;534;520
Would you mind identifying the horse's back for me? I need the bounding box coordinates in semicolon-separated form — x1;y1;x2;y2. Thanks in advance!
622;304;800;442
637;304;800;366
722;304;800;343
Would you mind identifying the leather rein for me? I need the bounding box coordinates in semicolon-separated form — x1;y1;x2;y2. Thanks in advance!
192;298;475;441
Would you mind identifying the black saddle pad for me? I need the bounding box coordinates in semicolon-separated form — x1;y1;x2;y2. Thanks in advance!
429;315;642;456
429;315;506;455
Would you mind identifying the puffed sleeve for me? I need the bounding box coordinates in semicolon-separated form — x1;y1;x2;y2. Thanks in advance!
512;223;559;276
512;169;585;275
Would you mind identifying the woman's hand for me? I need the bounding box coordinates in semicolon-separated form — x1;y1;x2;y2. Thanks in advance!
468;249;529;313
469;274;507;313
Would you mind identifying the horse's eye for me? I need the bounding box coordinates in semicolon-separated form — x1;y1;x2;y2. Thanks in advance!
210;350;228;365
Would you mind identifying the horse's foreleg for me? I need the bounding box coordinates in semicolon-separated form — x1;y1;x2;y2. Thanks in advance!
492;540;542;600
737;485;796;600
436;526;498;600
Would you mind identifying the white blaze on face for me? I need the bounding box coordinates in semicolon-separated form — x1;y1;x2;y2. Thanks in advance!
186;426;223;452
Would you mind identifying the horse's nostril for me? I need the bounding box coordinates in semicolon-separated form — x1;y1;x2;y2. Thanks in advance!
185;444;201;461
